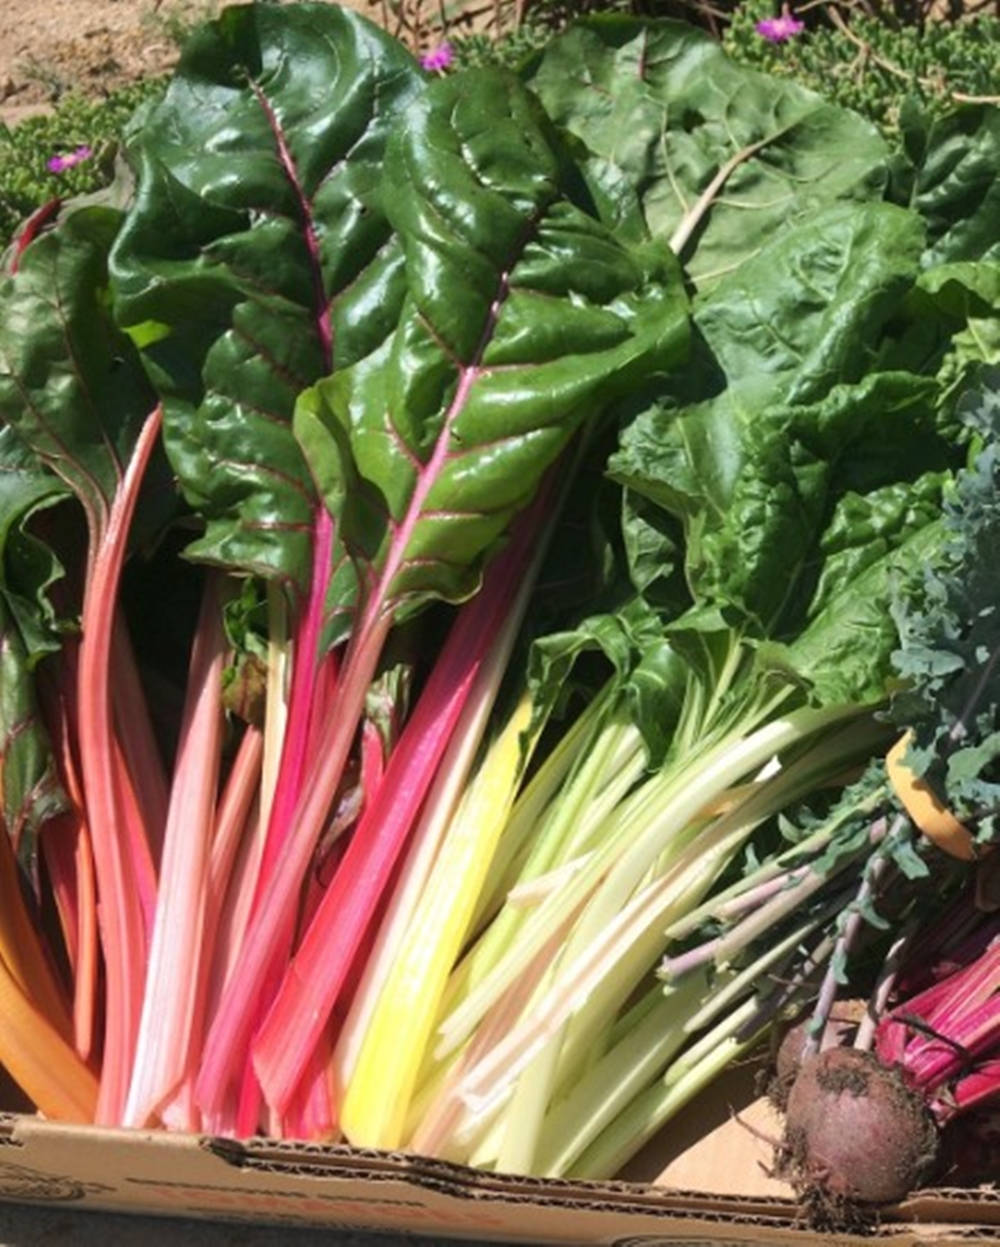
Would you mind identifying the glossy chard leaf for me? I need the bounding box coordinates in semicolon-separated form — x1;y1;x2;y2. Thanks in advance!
298;65;689;622
0;208;159;541
110;3;423;597
524;17;888;290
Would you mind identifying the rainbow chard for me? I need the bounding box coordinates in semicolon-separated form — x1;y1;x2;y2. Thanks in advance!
108;4;685;1130
0;205;168;1123
186;60;686;1124
109;4;424;1126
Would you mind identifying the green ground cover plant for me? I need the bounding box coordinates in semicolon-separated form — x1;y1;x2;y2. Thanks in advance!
0;80;165;249
724;0;1000;134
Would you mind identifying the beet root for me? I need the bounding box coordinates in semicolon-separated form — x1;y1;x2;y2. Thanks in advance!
771;1000;867;1111
780;1047;938;1206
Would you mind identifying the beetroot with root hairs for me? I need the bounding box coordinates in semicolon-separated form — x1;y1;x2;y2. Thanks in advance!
781;1047;938;1206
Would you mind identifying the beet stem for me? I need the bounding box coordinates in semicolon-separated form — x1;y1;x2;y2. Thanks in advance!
805;815;900;1058
855;921;916;1052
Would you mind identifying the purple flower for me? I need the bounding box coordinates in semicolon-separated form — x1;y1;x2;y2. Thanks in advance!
46;145;93;174
755;13;805;42
421;41;454;72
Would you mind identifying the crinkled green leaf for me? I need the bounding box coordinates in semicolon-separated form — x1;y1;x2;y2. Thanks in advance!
0;596;65;868
806;472;948;622
620;486;687;613
298;68;688;623
110;4;423;596
610;203;942;642
918;263;1000;396
0;426;68;658
688;203;925;407
901;105;1000;266
524;16;888;290
876;261;1000;445
784;518;945;706
525;594;688;760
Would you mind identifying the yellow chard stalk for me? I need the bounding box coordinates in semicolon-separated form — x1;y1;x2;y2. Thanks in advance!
340;693;535;1149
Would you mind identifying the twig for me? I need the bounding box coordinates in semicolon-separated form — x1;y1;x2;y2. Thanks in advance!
826;5;913;82
677;0;733;19
668;133;775;258
691;0;722;39
953;92;1000;106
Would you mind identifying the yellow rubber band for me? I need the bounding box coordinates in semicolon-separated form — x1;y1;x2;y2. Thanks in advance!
885;732;976;862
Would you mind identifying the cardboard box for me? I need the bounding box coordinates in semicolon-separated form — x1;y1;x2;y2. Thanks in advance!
0;1068;996;1244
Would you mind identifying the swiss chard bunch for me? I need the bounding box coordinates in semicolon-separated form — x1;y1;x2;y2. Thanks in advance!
0;3;687;1134
1;6;999;1182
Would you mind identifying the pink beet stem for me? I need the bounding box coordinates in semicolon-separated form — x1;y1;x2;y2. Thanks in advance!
949;1059;1000;1116
111;608;169;862
76;404;163;1124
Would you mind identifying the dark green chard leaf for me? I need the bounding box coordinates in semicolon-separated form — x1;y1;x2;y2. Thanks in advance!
875;262;1000;446
110;4;423;604
620;486;686;613
527;594;682;706
531;430;627;624
0;207;161;534
0;598;65;871
296;66;689;621
0;428;68;659
524;16;888;290
0;428;68;867
914;264;1000;397
783;517;945;706
689;202;924;407
896;103;1000;266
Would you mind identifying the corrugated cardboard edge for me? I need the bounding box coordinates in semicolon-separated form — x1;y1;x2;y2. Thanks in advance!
0;1107;996;1246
